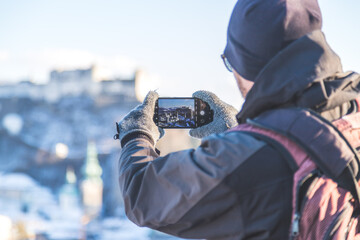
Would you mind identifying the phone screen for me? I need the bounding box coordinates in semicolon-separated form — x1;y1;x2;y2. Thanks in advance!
157;98;196;128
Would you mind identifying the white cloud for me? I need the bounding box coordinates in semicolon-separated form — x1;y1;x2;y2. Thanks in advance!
0;51;9;62
0;48;138;83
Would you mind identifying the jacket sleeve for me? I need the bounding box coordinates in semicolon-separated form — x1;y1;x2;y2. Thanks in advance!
118;131;266;239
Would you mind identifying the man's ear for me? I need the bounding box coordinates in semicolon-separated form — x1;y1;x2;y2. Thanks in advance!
233;70;254;98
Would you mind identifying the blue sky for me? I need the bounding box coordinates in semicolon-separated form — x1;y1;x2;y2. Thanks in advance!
0;0;359;108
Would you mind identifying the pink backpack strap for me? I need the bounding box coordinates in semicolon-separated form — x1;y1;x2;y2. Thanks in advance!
230;124;317;219
232;124;312;169
230;108;360;201
233;110;360;170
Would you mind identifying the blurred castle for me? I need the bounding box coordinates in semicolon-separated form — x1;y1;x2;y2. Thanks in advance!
0;66;138;102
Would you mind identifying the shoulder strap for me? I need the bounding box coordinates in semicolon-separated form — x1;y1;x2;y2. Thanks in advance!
244;108;360;203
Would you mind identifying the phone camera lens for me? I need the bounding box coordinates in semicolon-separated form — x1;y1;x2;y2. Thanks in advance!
200;119;205;123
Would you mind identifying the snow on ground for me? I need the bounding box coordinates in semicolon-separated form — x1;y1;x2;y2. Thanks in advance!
0;173;187;240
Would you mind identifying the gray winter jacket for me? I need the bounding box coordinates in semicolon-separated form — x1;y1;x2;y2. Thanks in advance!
118;30;360;239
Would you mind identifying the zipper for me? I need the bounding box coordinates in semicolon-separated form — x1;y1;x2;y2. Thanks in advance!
323;202;352;240
291;213;301;238
344;198;356;239
291;170;320;239
344;216;355;239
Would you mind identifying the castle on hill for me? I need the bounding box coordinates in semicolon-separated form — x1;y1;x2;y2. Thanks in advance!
0;66;140;102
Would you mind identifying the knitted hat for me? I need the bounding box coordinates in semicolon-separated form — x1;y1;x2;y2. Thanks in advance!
224;0;322;81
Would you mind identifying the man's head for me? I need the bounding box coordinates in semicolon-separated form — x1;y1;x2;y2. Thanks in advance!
224;0;322;86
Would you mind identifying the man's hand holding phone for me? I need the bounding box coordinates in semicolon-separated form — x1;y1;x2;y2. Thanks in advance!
189;91;238;138
152;90;238;138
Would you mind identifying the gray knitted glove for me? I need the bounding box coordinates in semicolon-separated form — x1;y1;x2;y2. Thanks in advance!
189;90;238;139
116;91;164;146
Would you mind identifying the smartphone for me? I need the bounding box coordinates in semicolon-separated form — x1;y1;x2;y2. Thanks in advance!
153;98;213;128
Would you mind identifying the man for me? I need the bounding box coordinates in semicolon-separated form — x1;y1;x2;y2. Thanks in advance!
116;0;360;239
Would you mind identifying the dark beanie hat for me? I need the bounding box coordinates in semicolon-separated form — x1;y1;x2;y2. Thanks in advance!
224;0;322;81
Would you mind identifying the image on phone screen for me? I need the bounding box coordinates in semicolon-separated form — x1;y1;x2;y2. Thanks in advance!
157;98;196;128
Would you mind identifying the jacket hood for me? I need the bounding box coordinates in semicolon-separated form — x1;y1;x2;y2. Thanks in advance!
237;30;360;123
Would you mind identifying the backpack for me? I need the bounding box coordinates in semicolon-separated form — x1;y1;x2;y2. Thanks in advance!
232;108;360;240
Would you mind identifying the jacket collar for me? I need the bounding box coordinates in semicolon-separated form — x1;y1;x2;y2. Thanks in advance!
236;30;360;123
